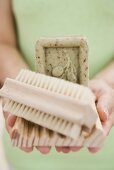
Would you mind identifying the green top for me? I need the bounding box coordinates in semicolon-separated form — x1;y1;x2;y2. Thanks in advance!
3;0;114;170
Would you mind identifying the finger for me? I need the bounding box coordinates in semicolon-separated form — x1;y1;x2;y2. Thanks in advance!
88;147;100;153
102;113;114;136
20;147;33;153
36;146;51;154
96;95;109;122
7;114;17;127
56;147;62;152
70;146;83;151
61;147;71;153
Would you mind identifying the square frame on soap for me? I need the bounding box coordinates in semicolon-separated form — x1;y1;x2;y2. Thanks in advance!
35;36;88;85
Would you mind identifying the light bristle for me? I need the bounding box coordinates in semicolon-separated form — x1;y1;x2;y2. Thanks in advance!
1;69;103;146
5;99;83;139
15;69;94;102
11;117;103;147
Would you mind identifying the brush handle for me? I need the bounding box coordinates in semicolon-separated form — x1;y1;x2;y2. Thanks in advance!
0;78;97;129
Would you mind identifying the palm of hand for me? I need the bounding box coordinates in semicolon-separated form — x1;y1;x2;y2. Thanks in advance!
56;80;114;153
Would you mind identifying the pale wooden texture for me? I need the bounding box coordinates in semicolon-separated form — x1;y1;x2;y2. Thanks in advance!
0;70;98;139
0;69;104;147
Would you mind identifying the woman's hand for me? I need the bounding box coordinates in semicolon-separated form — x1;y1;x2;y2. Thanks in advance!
56;79;114;153
4;79;114;154
4;112;51;154
88;79;114;152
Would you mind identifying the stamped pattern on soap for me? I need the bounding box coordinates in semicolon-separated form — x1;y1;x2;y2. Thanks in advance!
45;47;79;83
36;37;88;85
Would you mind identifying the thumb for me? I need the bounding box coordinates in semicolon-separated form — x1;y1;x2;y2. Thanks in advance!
96;95;109;122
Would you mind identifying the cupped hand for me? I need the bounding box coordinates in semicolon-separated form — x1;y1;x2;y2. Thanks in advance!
56;79;114;153
4;112;51;154
3;79;114;154
88;79;114;153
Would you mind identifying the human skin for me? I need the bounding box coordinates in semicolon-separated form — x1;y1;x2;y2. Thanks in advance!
0;0;114;154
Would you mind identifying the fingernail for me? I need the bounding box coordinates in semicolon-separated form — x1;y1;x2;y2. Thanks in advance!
7;115;16;127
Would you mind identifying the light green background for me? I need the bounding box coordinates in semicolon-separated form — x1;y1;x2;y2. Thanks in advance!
3;0;114;169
